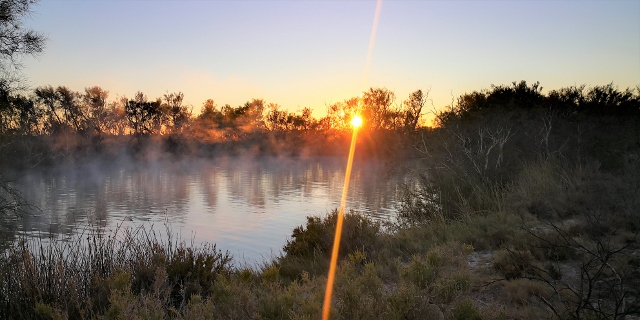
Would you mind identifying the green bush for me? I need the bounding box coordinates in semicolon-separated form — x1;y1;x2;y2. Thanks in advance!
402;254;436;289
165;244;232;308
450;299;483;320
334;252;385;320
283;210;381;259
279;210;381;279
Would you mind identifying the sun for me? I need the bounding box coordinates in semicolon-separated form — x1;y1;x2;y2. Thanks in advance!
350;115;363;128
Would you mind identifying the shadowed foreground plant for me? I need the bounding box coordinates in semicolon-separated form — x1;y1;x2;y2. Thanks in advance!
278;209;382;279
0;223;232;319
493;159;640;319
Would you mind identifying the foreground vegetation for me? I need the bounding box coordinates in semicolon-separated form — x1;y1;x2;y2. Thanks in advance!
1;81;639;319
1;156;638;319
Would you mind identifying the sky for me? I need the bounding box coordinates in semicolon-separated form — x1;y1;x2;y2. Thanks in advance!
20;0;640;121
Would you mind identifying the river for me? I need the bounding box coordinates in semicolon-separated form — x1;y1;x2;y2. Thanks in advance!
3;156;406;264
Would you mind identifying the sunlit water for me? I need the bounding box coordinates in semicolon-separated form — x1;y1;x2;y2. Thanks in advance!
4;156;407;264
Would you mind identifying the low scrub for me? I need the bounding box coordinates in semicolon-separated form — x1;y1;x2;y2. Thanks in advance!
277;209;382;279
0;224;232;319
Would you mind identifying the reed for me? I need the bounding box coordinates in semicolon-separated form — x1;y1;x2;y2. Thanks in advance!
0;222;231;319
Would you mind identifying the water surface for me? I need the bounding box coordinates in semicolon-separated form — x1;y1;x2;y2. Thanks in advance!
6;156;405;263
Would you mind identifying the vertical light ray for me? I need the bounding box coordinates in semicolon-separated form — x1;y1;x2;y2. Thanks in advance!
322;1;382;317
322;120;360;320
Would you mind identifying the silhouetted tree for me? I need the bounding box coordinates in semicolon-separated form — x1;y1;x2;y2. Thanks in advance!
82;86;109;136
0;84;39;134
362;87;395;130
0;0;46;216
34;85;64;134
125;92;162;135
401;89;427;132
548;83;640;117
264;103;287;131
485;81;545;110
33;86;92;134
106;97;127;136
435;81;546;128
265;105;313;132
11;93;38;134
162;92;191;133
296;107;313;130
0;81;14;133
55;86;86;133
0;0;46;88
323;97;359;131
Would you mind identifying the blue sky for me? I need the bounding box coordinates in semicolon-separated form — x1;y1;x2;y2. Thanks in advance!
22;0;640;120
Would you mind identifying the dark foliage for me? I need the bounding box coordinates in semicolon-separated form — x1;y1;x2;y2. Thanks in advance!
0;0;46;87
278;210;381;279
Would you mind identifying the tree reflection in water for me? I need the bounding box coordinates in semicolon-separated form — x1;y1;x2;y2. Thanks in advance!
6;156;405;264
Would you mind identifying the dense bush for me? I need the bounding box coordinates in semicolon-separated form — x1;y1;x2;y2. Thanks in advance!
278;209;382;279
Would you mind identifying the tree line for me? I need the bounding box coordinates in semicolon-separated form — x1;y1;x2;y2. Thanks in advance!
2;81;638;138
0;84;429;140
0;80;638;164
436;81;640;127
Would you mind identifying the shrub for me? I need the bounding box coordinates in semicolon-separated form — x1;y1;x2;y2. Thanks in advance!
450;299;483;320
503;278;550;305
279;210;381;279
165;244;232;308
283;210;381;259
402;254;436;289
492;249;536;280
433;271;471;303
333;252;385;320
0;224;233;319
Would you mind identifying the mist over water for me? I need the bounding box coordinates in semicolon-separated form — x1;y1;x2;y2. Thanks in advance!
4;156;405;264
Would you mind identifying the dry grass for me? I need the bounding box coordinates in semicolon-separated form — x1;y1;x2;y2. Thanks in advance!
0;223;232;319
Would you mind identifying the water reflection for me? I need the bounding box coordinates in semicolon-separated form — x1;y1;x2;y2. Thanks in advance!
6;156;404;263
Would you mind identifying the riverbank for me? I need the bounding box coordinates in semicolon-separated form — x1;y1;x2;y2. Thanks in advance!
1;158;638;319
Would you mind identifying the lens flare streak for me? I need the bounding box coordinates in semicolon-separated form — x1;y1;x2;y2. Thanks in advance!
322;121;360;320
362;0;383;89
323;1;381;318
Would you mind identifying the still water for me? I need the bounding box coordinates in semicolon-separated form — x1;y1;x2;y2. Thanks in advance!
7;156;405;264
